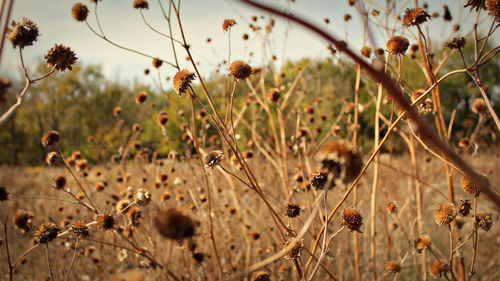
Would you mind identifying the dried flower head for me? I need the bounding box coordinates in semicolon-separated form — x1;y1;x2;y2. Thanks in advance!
458;199;472;216
135;188;151;206
310;170;329;189
434;202;457;226
386;261;401;273
113;106;122;116
315;140;363;187
46;151;59;165
6;18;39;49
476;211;493;231
53;175;66;190
116;199;130;213
471;98;487;114
204;150;223;168
14;211;32;232
429;260;449;279
285;203;301;218
41;130;60;147
486;0;500;19
267;88;280;103
154;208;196;240
386;36;410;55
133;0;149;9
72;3;89;22
96;213;115;230
387;202;397;214
127;207;142;226
461;173;489;197
135;91;147;104
35;222;60;244
222;19;236;31
283;239;304;260
342;208;363;232
0;186;9;202
152;58;163;68
253;271;271;281
465;0;486;11
414;234;431;253
70;221;89;238
173;69;195;96
157;111;168;125
229;60;252;81
361;46;372;58
75;159;87;172
45;44;78;72
403;7;431;27
446;37;466;50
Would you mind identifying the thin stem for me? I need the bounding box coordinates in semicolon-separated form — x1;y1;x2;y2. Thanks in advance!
45;244;56;281
63;238;79;281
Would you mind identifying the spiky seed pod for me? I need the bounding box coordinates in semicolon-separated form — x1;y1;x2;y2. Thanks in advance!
173;69;195;96
222;19;236;31
486;0;500;19
458;199;472;216
285;203;301;218
157;111;168;125
72;3;89;21
152;58;163;68
229;60;252;81
6;18;39;49
361;46;372;58
135;91;147;104
414;234;431;253
45;44;78;72
96;213;115;230
46;152;59;165
446;37;466;50
429;260;449;279
283;239;304;260
113;106;122;116
116;199;130;213
154;208;196;240
310;170;329;190
465;0;486;11
35;222;60;244
135;188;151;206
0;186;8;202
403;7;431;27
342;208;363;232
386;261;401;273
53;175;66;190
70;221;89;238
204;150;223;168
387;202;397;214
461;173;489;197
253;271;271;281
476;211;493;231
434;202;457;226
267;88;280;103
386;36;410;55
315;140;363;187
471;98;487;114
133;0;149;9
41;130;60;147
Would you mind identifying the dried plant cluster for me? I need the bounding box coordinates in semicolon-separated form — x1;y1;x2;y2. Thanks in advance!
0;1;499;281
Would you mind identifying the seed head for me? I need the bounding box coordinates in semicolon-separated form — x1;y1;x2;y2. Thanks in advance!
204;150;223;168
465;0;486;11
46;151;59;165
361;46;372;58
45;44;78;72
253;271;271;281
70;221;89;238
113;106;122;116
75;159;87;172
476;211;493;231
283;238;304;260
35;222;60;244
0;186;9;202
386;261;401;273
157;111;168;125
471;98;487;114
133;0;149;9
173;69;195;96
429;260;449;279
285;203;301;218
14;211;32;232
461;173;489;197
386;36;410;55
41;130;60;147
154;208;196;240
135;188;151;206
458;199;472;216
414;234;431;253
127;207;142;226
6;18;39;49
310;170;329;190
135;91;147;104
222;19;236;31
116;199;131;213
486;0;500;19
229;60;252;81
72;3;89;22
342;207;363;232
96;213;115;230
403;7;431;27
387;202;397;214
315;140;363;187
152;58;163;68
446;37;466;50
267;88;280;103
434;202;457;226
53;175;66;190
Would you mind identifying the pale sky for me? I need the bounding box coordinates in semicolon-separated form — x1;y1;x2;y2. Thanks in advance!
0;0;480;87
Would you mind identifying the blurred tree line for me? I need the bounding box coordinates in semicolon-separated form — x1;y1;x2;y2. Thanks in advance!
0;42;498;166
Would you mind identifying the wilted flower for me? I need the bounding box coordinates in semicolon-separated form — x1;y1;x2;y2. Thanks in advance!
173;69;195;96
446;37;466;50
204;150;223;168
6;18;39;49
434;202;457;226
41;130;60;147
386;36;410;55
45;44;78;72
35;222;60;244
403;7;431;27
222;19;236;31
342;208;363;232
229;60;252;80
